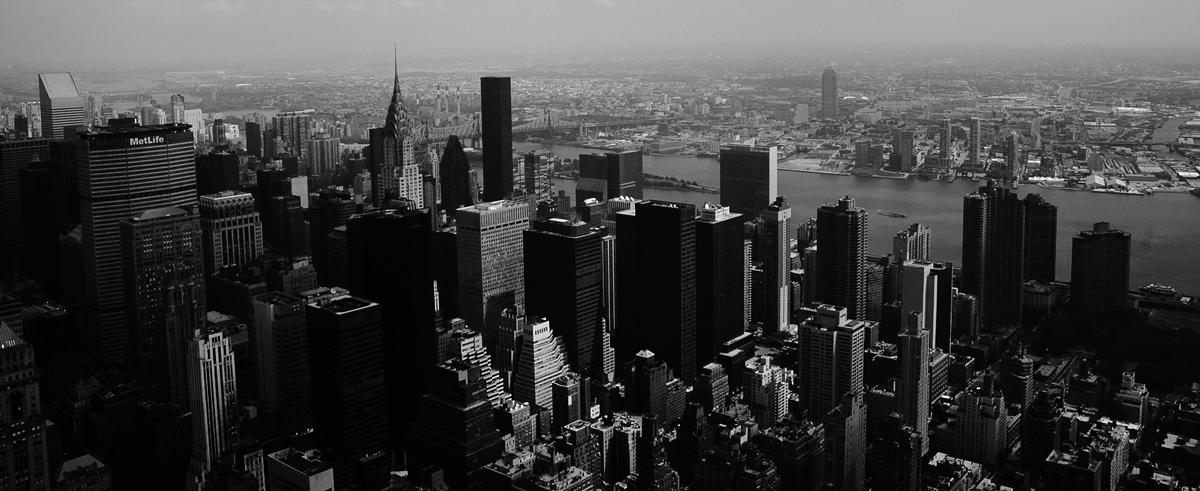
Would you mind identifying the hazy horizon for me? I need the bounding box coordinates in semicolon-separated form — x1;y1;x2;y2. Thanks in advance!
3;0;1200;68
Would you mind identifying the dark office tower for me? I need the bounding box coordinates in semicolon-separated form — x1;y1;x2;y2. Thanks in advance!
79;124;196;365
481;77;513;202
0;323;52;491
245;121;262;159
551;373;582;434
576;154;608;205
1022;194;1057;283
635;414;682;491
121;207;206;408
868;413;922;491
344;208;436;451
14;114;29;138
20;164;61;295
524;217;604;375
1022;389;1063;478
719;144;778;217
896;313;930;456
961;181;1024;329
195;150;240;196
895;130;917;172
825;391;865;491
969;118;982;168
821;67;838;120
199;191;263;276
616;201;698;384
38;72;84;140
523;152;537;196
940;118;953;160
408;359;503;491
1070;222;1131;314
439;135;474;219
306;293;388;462
254;168;289;210
456;200;528;343
0;138;49;277
797;306;866;418
695;204;746;368
308;189;356;286
605;150;644;200
929;261;954;353
759;197;792;331
1001;343;1034;410
250;292;312;435
264;195;306;258
816;196;868;319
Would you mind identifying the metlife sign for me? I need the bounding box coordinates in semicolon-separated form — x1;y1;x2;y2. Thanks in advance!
129;135;165;146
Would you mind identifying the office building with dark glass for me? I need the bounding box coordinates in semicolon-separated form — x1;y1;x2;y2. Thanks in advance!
719;144;777;217
524;217;604;376
695;204;745;368
481;77;513;202
821;67;838;120
1023;194;1058;283
1070;222;1131;314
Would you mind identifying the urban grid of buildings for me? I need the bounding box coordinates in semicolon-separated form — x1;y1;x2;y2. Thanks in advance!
0;51;1199;491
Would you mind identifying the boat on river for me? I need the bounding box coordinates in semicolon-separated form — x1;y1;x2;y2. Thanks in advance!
878;211;908;218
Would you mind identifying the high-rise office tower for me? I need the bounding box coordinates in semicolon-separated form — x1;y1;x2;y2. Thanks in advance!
1070;222;1131;314
604;150;644;200
719;144;778;217
408;360;504;491
308;189;356;286
601;234;617;337
575;154;608;205
170;94;186;124
961;181;1024;329
893;223;931;263
635;414;682;491
745;355;793;428
376;63;423;208
439;135;474;220
250;292;312;435
821;67;838;120
1023;194;1058;283
797;306;866;418
816;196;868;319
305;133;340;177
198;191;263;276
624;350;686;426
895;130;916;172
695;204;746;368
38;73;84;140
869;413;922;491
79;123;197;365
524;217;604;376
481;77;513;202
272;110;314;159
437;321;509;406
0;323;52;491
264;195;307;258
0;138;49;277
759;197;792;331
941;118;953;160
900;260;938;343
195;150;239;197
825;391;866;491
456;200;528;343
185;327;239;491
121;207;205;407
508;312;569;414
551;372;582;434
969;118;982;168
896;312;931;456
19;162;60;294
245;121;262;159
345;208;436;450
929;261;954;352
306;293;388;463
615;200;698;384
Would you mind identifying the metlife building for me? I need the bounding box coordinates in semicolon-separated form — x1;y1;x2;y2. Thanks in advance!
77;123;198;365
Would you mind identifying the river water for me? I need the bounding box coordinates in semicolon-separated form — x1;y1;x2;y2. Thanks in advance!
518;142;1200;295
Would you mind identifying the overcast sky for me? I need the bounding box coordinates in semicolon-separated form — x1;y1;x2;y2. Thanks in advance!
3;0;1199;67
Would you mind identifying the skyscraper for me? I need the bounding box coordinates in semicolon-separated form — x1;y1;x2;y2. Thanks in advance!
195;150;240;197
0;322;52;491
439;135;474;219
508;313;569;415
250;292;313;435
0;138;49;277
308;189;356;285
198;191;263;276
961;181;1024;329
263;195;306;259
895;130;916;172
121;207;205;407
1023;194;1058;283
896;312;931;455
575;154;607;205
796;305;866;418
869;413;922;491
821;67;838;120
1070;222;1131;314
305;133;341;177
407;359;504;491
38;72;84;140
272;110;314;160
524;217;604;376
893;223;931;263
695;204;746;369
344;208;436;450
376;62;423;208
615;200;698;384
456;200;528;343
969;118;982;168
79;123;197;365
941;118;953;160
816;196;868;319
759;197;792;331
719;144;778;217
481;77;513;202
245;121;262;159
306;293;388;463
170;94;186;124
185;327;239;490
825;392;866;491
604;150;644;200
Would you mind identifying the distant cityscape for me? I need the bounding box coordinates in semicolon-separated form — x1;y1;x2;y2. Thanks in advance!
1;47;1200;491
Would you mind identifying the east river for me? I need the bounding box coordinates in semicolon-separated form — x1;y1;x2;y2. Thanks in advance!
515;142;1200;295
